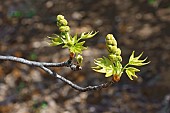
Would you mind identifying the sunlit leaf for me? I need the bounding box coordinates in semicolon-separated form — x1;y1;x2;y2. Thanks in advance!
72;34;78;44
126;69;133;80
69;41;87;54
114;61;122;75
129;51;150;66
93;68;106;73
79;31;98;40
125;67;140;80
48;34;64;46
129;61;150;66
105;68;113;77
50;38;63;46
129;51;135;63
92;57;115;78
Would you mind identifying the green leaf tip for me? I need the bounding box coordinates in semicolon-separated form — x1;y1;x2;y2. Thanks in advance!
129;51;150;66
80;31;98;40
125;67;140;80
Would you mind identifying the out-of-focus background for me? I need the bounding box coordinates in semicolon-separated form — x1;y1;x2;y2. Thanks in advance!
0;0;170;113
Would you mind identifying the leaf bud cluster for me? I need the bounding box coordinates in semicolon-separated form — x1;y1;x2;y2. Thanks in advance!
56;15;70;32
105;34;122;62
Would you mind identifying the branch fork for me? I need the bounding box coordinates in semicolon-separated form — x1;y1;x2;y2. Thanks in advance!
0;55;114;92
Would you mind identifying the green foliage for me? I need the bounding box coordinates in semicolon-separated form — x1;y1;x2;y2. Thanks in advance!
48;14;150;82
48;15;97;64
128;51;150;66
124;51;150;80
93;57;115;77
92;34;150;82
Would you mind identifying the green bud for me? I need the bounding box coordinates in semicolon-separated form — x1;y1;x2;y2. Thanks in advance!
115;48;121;56
107;45;117;54
61;19;68;26
111;46;118;53
107;45;117;53
106;45;113;53
106;40;113;45
57;19;68;26
59;26;70;32
117;56;122;62
109;54;117;61
76;55;83;65
105;34;117;46
57;15;64;21
106;34;114;40
106;39;117;46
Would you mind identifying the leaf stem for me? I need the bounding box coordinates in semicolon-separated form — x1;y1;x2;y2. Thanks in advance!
65;32;71;41
121;63;129;74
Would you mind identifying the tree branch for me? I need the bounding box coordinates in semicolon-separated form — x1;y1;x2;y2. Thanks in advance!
0;55;114;92
0;55;70;67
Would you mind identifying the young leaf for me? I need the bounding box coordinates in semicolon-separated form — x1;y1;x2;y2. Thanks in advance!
114;61;123;75
92;57;115;77
129;51;135;63
80;31;98;40
125;67;140;80
69;41;87;54
105;68;114;77
129;51;150;66
48;34;64;46
72;34;78;44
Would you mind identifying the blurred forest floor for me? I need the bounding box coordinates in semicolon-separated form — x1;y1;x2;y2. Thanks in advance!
0;0;170;113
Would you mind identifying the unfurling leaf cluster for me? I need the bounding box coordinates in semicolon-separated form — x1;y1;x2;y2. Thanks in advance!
125;51;150;80
48;15;98;65
47;14;150;82
92;34;150;82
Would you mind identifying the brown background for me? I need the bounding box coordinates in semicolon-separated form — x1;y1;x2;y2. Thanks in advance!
0;0;170;113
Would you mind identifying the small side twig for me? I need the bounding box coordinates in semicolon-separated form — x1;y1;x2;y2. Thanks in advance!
0;55;114;92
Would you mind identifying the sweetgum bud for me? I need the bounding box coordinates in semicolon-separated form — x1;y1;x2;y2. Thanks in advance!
107;45;117;53
59;26;70;32
110;46;118;53
106;34;114;40
105;34;117;46
115;48;121;56
106;45;112;53
57;15;64;21
106;39;117;46
109;54;117;61
58;19;68;26
106;40;113;45
117;56;122;62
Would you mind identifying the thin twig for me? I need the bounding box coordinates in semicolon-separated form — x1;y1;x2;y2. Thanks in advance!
0;55;114;92
40;65;114;92
0;55;69;67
